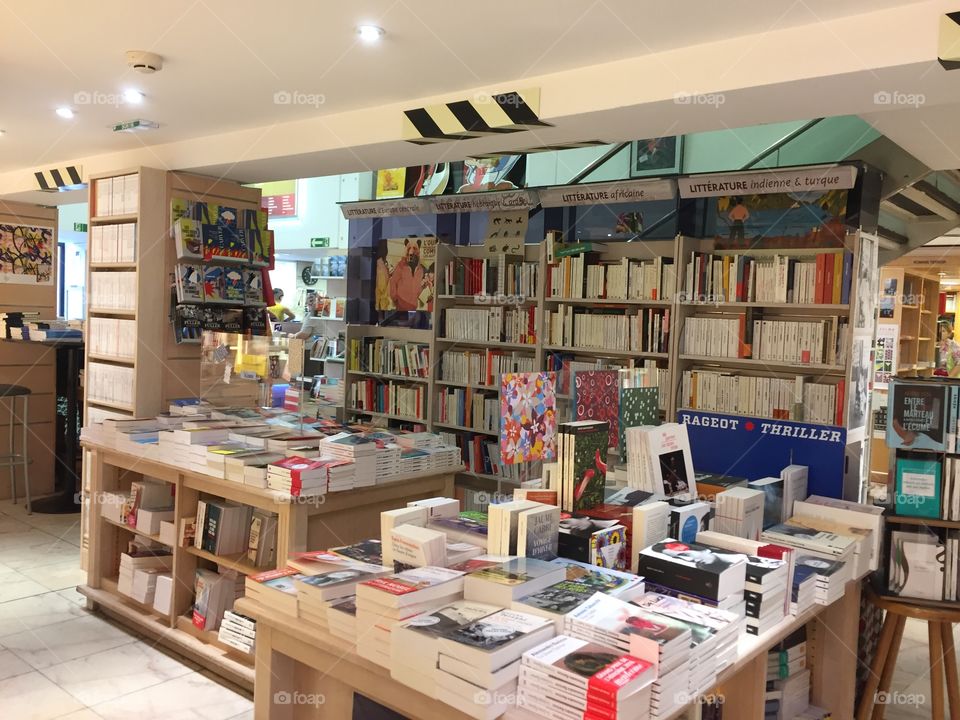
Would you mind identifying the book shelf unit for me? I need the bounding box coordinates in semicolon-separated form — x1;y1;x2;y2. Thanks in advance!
79;439;456;690
671;233;860;430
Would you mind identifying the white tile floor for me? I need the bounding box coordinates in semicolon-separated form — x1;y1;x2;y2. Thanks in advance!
0;499;252;720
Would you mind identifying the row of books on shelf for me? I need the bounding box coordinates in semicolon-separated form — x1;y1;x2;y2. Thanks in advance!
547;253;675;302
348;337;431;378
887;528;960;603
90;223;137;264
81;402;464;495
437;387;499;433
0;314;82;341
174;264;266;306
89;271;137;312
545;306;670;354
173;306;267;343
440;350;536;388
242;483;877;720
765;629;825;719
439;433;526;484
87;362;134;407
349;379;427;421
94;174;139;217
680;369;845;426
173;213;273;267
88;317;136;359
443;307;538;345
545;356;668;412
683;250;853;305
442;256;539;299
681;314;847;366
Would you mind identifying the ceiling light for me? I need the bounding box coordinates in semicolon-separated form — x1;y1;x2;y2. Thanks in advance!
0;130;5;137
55;107;74;119
356;25;385;43
123;89;144;104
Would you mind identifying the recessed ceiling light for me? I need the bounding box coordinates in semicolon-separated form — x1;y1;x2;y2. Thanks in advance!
55;107;74;119
123;89;144;104
356;24;385;43
0;130;5;137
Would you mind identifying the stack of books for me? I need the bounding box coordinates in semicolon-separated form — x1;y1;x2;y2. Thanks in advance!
266;456;338;496
463;558;567;606
326;596;358;642
296;563;390;627
244;567;305;616
117;549;171;598
434;608;554;720
624;423;697;498
218;610;256;654
518;634;655;720
130;568;165;606
713;487;765;541
564;592;690;718
354;566;466;668
321;433;379;486
636;539;747;613
389;600;501;699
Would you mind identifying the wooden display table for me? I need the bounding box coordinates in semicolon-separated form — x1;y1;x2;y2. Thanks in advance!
78;438;456;691
238;580;863;720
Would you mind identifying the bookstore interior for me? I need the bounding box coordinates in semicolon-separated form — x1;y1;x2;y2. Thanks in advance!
5;4;960;719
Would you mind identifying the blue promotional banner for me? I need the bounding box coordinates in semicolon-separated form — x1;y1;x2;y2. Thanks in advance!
677;410;846;498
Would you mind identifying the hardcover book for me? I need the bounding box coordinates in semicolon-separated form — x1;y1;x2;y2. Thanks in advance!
563;420;610;512
574;370;620;451
886;382;949;451
500;372;558;464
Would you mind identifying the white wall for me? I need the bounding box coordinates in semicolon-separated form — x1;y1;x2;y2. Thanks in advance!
58;203;89;319
271;172;373;251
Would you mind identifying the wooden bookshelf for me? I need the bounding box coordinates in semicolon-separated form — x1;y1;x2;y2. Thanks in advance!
79;437;457;691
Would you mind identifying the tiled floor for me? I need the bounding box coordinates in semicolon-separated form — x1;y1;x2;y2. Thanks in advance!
0;498;252;720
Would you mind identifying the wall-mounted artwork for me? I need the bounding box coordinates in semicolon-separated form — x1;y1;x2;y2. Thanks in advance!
630;137;682;178
0;224;54;284
374;236;437;312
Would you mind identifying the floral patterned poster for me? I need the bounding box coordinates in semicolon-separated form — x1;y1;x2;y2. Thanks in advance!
500;371;557;464
574;370;619;451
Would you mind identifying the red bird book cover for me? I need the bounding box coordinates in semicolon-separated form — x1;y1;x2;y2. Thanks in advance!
565;420;609;512
574;370;619;452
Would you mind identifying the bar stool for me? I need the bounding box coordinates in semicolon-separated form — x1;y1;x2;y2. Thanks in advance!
857;588;960;720
0;385;32;514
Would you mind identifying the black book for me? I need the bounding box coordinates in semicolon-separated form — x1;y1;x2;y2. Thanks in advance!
637;539;746;601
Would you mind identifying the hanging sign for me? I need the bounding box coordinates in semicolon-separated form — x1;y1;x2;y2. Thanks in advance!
678;165;858;198
340;197;433;219
432;190;536;214
538;179;675;207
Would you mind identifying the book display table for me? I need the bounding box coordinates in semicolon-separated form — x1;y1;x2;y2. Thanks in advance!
78;438;456;690
237;579;863;720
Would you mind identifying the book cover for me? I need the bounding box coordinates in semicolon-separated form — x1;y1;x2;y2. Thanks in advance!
517;505;561;559
895;456;942;519
646;424;697;497
619;386;660;459
174;217;203;260
574;370;620;451
887;382;949;451
399;601;499;638
468;558;561;587
442;608;548;651
176;264;204;303
558;516;626;570
568;421;609;512
637;540;745;601
223;268;245;303
202;224;248;263
244;269;264;305
330;539;383;565
360;566;463;596
203;266;227;303
248;227;273;267
500;371;558;464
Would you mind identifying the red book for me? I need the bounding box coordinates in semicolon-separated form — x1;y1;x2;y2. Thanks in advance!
822;254;834;306
814;254;826;304
834;379;845;425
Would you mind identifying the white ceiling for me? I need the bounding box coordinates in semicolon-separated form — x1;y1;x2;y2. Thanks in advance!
0;0;928;177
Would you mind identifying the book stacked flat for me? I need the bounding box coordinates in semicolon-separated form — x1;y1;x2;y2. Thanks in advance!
435;608;554;720
326;596;358;642
354;566;466;668
513;559;646;631
244;568;305;616
563;592;690;718
267;456;333;496
156;433;229;474
418;444;463;472
117;549;171;598
636;539;747;614
634;592;744;679
390;525;448;570
130;569;165;606
742;555;788;635
390;600;501;700
218;610;256;655
321;433;379;486
518;634;655;720
713;487;766;541
295;563;390;628
767;668;812;719
558;515;628;571
222;451;285;483
761;522;855;597
793;555;847;605
791;567;818;615
463;558;567;607
427;514;489;553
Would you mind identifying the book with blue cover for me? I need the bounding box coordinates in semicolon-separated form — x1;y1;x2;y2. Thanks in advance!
223;268;245;303
202;266;227;303
887;382;949;452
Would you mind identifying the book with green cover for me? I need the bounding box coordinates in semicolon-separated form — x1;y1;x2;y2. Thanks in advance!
567;420;609;512
895;456;942;519
619;386;659;460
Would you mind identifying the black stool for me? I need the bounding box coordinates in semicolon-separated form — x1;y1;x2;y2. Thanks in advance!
0;385;32;514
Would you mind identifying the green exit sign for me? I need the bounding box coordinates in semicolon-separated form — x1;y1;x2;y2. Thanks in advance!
310;237;330;248
73;222;88;232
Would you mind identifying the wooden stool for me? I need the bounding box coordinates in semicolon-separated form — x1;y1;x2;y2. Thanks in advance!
857;589;960;720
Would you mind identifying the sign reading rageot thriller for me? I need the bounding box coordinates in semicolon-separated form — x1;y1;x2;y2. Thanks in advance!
678;410;847;498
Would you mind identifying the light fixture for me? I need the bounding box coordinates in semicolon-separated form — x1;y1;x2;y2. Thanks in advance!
55;107;74;119
123;89;144;104
356;24;385;43
0;130;5;137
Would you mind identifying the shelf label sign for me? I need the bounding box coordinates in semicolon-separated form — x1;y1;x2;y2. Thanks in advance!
341;198;433;219
310;237;330;248
539;179;675;207
677;409;847;497
432;190;537;214
678;166;858;198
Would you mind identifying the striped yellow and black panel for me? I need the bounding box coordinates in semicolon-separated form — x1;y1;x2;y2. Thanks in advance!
940;12;960;70
402;89;552;145
471;141;610;158
34;165;83;191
